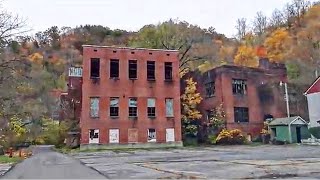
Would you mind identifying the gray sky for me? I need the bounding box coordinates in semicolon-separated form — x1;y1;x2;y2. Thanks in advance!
3;0;294;38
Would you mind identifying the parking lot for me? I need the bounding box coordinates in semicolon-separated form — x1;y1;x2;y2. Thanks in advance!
72;145;320;179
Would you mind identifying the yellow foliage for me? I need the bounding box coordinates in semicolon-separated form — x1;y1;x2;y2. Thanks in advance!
234;45;258;67
216;129;246;144
28;53;43;64
181;78;202;121
264;28;291;62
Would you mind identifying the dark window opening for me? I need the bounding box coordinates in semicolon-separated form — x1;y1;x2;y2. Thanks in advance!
110;97;119;117
131;52;135;54
205;82;215;97
234;107;249;123
110;59;119;78
147;61;155;80
129;60;137;79
90;58;100;78
89;129;99;139
113;50;117;53
232;79;247;95
206;110;214;121
129;98;137;117
93;49;97;52
149;52;152;55
167;54;170;56
164;62;173;80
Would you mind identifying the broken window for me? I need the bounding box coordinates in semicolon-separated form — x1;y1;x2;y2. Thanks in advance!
128;98;137;117
234;107;249;123
232;79;247;95
148;128;156;142
147;98;156;117
89;129;99;144
147;61;156;80
164;62;173;80
110;59;119;78
206;110;214;121
110;97;119;117
109;129;119;143
205;82;215;97
90;58;100;78
128;60;137;79
165;98;174;117
128;128;138;143
90;97;99;118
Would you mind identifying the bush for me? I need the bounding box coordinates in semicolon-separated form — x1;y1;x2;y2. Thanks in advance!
216;129;247;145
309;127;320;139
208;135;217;144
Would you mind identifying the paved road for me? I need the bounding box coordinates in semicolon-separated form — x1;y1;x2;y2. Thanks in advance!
72;145;320;179
2;145;106;179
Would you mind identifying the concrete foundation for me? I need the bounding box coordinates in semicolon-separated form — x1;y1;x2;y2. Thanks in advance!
80;141;183;150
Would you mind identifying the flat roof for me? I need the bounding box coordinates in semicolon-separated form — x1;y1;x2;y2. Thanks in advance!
82;45;179;52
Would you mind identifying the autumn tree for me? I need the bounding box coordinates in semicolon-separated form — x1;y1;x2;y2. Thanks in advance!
235;18;248;40
264;28;291;62
181;78;202;137
234;45;258;67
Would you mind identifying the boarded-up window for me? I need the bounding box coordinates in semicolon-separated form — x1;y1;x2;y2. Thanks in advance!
165;98;174;117
166;128;175;142
148;129;156;142
128;128;138;143
90;97;99;118
147;98;156;117
109;129;119;143
110;97;119;117
129;98;137;117
89;129;99;144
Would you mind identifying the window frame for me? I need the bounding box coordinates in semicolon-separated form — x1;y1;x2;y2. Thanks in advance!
110;97;119;117
128;60;138;79
164;62;173;81
147;98;156;117
147;61;156;80
147;128;156;142
110;59;119;78
232;79;247;95
90;97;100;118
165;98;174;117
90;58;100;79
234;107;249;123
128;97;138;117
205;81;215;97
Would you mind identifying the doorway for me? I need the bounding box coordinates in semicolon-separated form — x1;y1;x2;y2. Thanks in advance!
296;127;301;143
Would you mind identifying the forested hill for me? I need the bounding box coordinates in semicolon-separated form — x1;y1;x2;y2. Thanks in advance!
0;0;319;129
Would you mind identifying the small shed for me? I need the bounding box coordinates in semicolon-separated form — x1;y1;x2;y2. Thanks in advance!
268;116;310;143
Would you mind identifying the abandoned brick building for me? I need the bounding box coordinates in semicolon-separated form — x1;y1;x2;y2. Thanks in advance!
80;45;182;149
186;58;288;139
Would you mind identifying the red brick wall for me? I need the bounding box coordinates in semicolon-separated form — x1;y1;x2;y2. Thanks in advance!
190;65;287;138
80;46;181;144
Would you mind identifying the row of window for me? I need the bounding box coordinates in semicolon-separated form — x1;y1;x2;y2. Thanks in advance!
207;107;249;123
90;58;173;81
205;79;248;97
90;97;174;118
88;128;175;144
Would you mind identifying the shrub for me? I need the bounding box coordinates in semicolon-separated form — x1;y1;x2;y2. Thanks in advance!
309;127;320;139
216;129;247;145
208;135;217;144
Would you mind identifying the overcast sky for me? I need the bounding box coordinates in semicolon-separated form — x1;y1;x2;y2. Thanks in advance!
3;0;295;38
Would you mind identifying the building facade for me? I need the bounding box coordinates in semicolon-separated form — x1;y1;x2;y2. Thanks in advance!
186;59;288;139
80;45;182;149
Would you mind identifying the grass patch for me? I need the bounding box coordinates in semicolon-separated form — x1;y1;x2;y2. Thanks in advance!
0;156;22;164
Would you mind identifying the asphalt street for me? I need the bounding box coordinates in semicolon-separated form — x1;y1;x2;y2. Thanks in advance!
2;145;106;179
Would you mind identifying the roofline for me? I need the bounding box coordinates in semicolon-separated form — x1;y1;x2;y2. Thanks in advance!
82;45;179;52
304;76;320;95
290;116;307;125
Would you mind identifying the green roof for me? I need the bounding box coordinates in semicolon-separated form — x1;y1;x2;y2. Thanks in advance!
269;116;307;126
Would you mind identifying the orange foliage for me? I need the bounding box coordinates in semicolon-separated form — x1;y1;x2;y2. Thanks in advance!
264;28;291;62
234;45;258;67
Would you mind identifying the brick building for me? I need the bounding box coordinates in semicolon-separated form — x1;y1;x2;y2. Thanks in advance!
187;59;288;139
80;45;182;149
